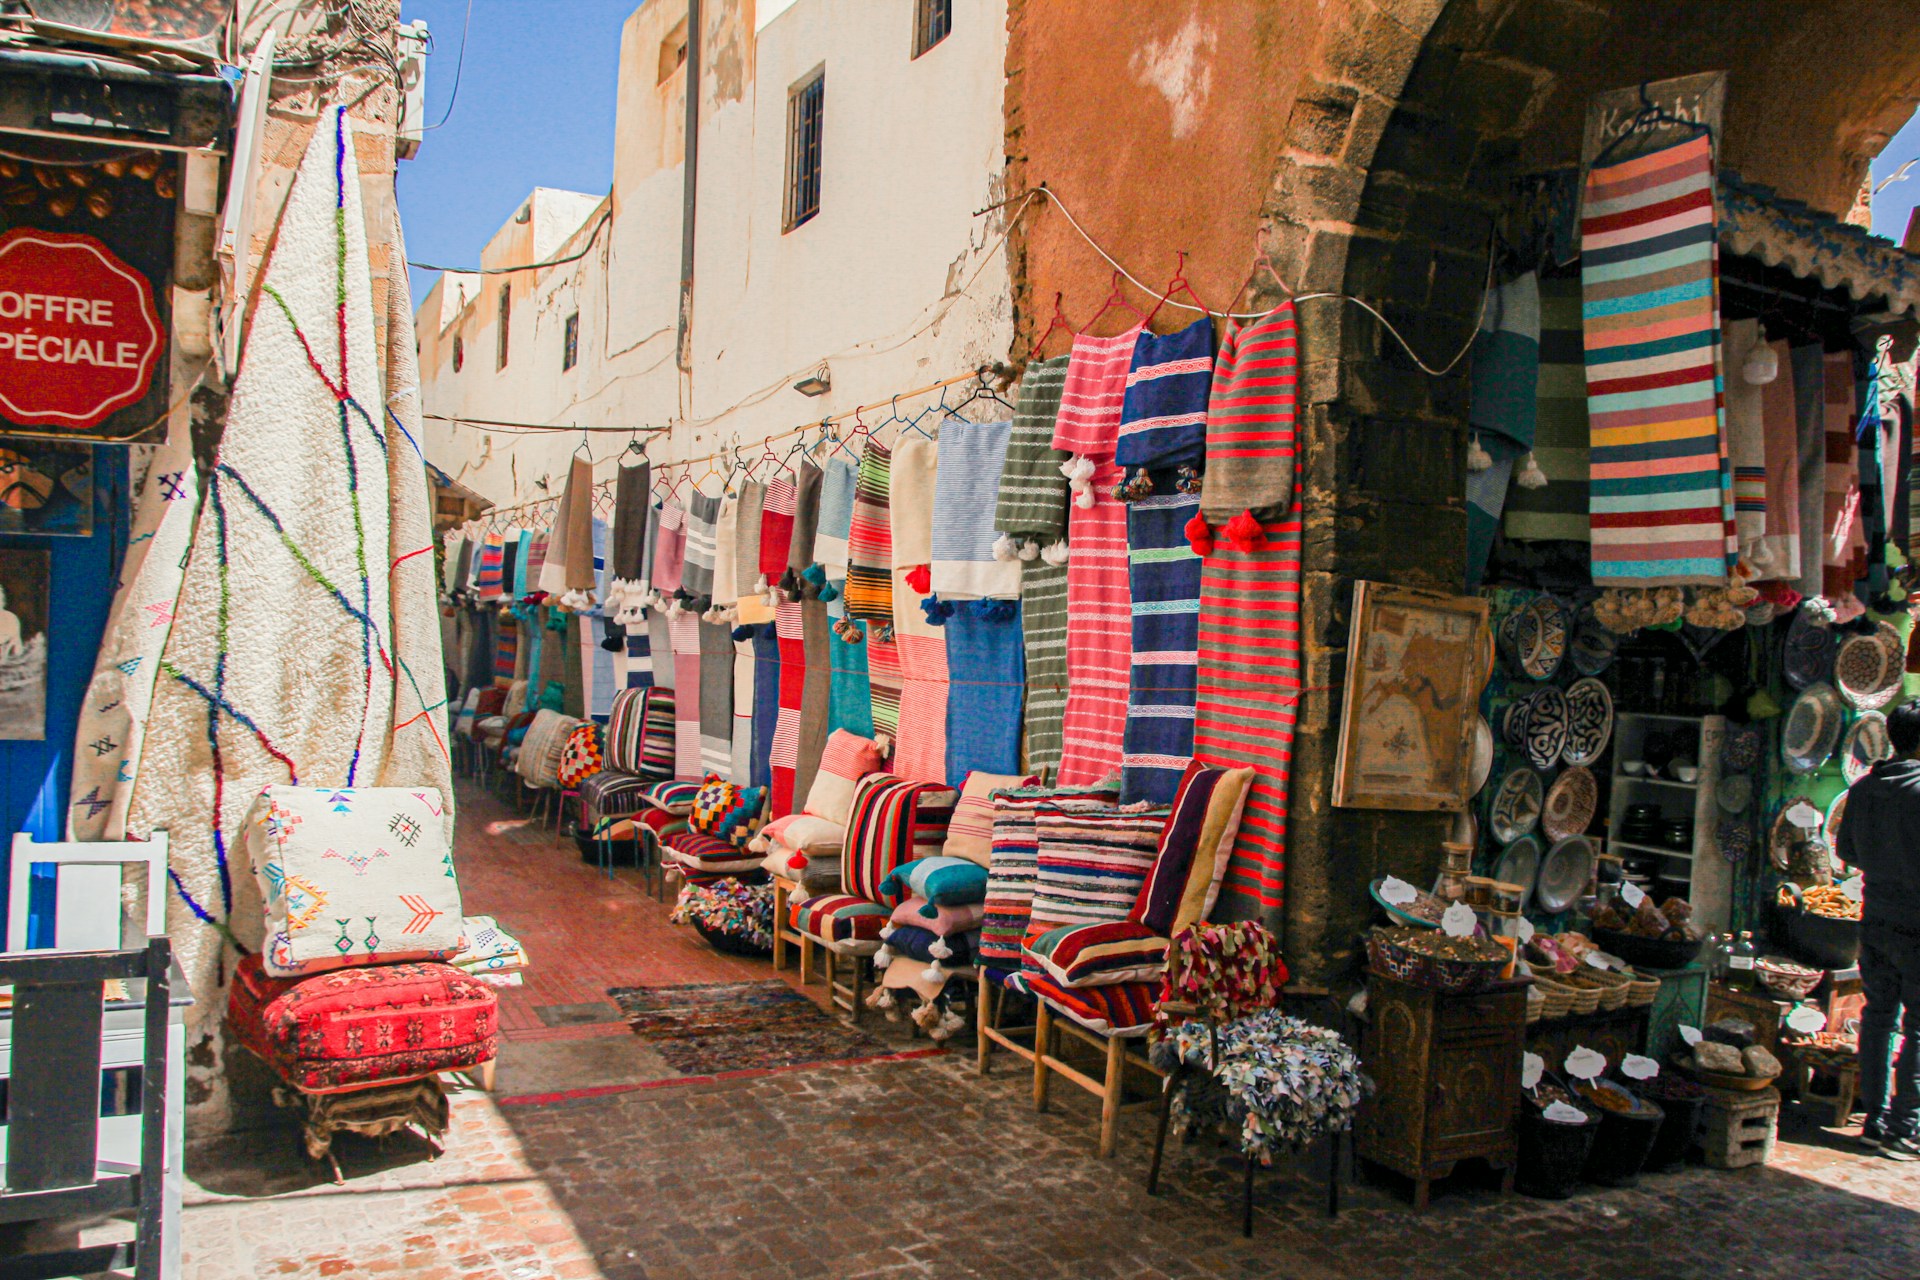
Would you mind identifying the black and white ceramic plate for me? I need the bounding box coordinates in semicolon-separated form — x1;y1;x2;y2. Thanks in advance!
1783;607;1837;690
1842;710;1892;784
1524;685;1569;771
1489;766;1544;844
1561;677;1613;767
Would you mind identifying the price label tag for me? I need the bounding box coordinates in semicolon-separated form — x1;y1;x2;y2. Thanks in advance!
1378;875;1417;906
1565;1045;1606;1081
1841;877;1864;903
1516;916;1535;944
1543;1100;1589;1125
1620;881;1647;909
1785;799;1821;830
1678;1025;1703;1047
1522;1051;1545;1090
1786;1004;1827;1035
1441;902;1478;938
1621;1054;1659;1081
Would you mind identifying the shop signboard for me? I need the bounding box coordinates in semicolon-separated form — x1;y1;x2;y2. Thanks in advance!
0;226;164;437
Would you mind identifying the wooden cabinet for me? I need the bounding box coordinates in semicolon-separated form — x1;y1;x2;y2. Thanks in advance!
1357;975;1527;1210
1525;1004;1650;1075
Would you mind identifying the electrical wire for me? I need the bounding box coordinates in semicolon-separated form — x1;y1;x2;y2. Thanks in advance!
406;206;612;275
420;0;474;132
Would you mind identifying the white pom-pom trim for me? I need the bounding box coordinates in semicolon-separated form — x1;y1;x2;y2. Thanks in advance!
878;922;896;941
991;532;1018;562
1516;452;1548;489
872;946;894;968
1074;489;1095;509
1018;539;1040;561
1466;434;1492;472
928;938;952;960
1041;539;1069;566
921;964;945;984
873;732;893;755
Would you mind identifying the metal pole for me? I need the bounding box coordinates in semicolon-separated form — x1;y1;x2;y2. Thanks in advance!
675;0;701;373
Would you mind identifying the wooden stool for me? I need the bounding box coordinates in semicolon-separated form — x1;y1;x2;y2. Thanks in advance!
977;970;1036;1075
770;874;805;973
1032;1002;1164;1157
1699;1086;1779;1169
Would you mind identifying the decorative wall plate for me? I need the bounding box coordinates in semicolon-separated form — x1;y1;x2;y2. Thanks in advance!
1835;625;1902;710
1783;607;1836;690
1769;804;1823;872
1468;714;1495;796
1781;683;1843;775
1720;723;1762;772
1716;819;1753;865
1524;685;1569;770
1570;615;1617;676
1561;678;1613;767
1541;765;1597;842
1493;835;1542;912
1842;711;1893;783
1520;594;1569;681
1535;835;1595;914
1501;695;1532;749
1716;773;1752;814
1489;766;1544;844
1826;791;1852;873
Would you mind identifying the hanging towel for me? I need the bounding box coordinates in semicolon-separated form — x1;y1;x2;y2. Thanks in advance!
945;601;1025;784
1503;279;1591;542
652;499;688;595
735;481;765;600
867;627;904;742
581;614;617;721
787;460;823;574
1055;330;1138;787
797;598;832;804
1791;344;1827;602
537;469;575;595
1203;303;1300;527
1122;485;1202;804
846;441;895;626
1115;316;1214;475
750;623;780;790
565;458;596;591
669;612;702;778
996;354;1072;541
817;456;857;579
649;608;673;689
1749;337;1803;582
712;494;739;609
770;599;807;816
495;616;518;683
683;491;720;601
731;630;755;782
1823;351;1864;600
760;474;797;587
1463;274;1539;585
523;526;550;592
698;619;733;777
932;417;1020;600
890;436;940;570
1053;327;1145;454
829;617;875;738
475;531;507;599
640;500;659;592
1581;134;1731;585
612;461;650;582
1725;318;1796;581
1020;556;1069;779
893;632;951;786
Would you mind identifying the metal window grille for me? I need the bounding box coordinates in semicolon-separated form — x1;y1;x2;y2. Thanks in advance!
784;70;824;232
563;312;580;372
496;286;511;370
913;0;952;57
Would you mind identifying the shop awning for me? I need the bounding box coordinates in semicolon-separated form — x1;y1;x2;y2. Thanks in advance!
1719;173;1920;318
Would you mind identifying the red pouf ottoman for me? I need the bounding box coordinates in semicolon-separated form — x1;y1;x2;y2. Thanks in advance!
227;953;499;1095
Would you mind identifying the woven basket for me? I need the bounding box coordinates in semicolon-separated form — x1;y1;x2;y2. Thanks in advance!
1571;968;1631;1012
1625;975;1660;1007
1531;975;1577;1019
1560;974;1603;1015
1526;984;1546;1024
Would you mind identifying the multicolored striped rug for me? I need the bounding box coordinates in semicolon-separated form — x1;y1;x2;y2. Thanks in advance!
845;442;894;625
1122;488;1201;804
1580;133;1731;584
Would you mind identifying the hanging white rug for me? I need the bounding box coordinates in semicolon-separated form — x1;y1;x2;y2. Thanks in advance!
129;107;394;1021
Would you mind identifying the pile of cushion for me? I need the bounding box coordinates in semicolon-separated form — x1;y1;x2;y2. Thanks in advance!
751;729;887;884
659;774;770;879
451;915;531;987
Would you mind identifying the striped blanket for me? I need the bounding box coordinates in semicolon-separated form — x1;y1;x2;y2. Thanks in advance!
1465;274;1539;585
817;456;857;580
735;481;765;600
760;475;796;589
798;599;832;804
1122;484;1201;804
891;436;940;571
996;354;1072;542
699;619;733;777
581;613;617;721
893;630;951;786
945;601;1025;784
787;460;822;575
669;612;702;778
828;616;874;737
683;491;720;601
1203;303;1300;526
845;442;894;625
731;630;755;782
770;599;807;816
1054;327;1143;455
1823;350;1864;599
493;615;517;682
1581;134;1731;585
1020;557;1069;779
475;531;506;599
976;780;1119;968
652;499;688;595
1748;338;1801;581
749;623;779;790
711;495;738;608
866;627;903;742
932;417;1020;600
1504;278;1591;543
1115;316;1214;473
611;461;650;581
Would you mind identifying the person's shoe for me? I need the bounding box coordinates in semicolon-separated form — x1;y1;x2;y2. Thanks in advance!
1879;1135;1920;1162
1859;1124;1886;1150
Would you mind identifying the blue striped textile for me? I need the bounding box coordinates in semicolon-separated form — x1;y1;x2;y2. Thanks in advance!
1114;317;1214;472
944;601;1025;785
930;417;1019;601
750;623;779;790
1122;486;1202;805
829;617;874;738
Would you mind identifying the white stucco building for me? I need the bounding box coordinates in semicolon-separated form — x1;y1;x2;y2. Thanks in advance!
416;0;1011;509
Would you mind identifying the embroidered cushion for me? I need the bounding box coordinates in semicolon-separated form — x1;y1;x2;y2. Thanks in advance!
1018;972;1159;1036
887;896;985;937
876;856;990;913
226;952;497;1094
641;778;703;815
1024;921;1168;988
244;785;465;978
941;771;1039;866
801;729;887;826
687;775;768;849
515;710;582;788
556;722;604;789
977;781;1121;969
791;893;891;954
663;829;765;874
452;915;529;975
1132;762;1255;934
1024;801;1170;975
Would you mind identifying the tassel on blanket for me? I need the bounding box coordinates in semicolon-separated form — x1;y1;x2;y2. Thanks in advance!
801;563;828;592
929;1007;966;1041
833;617;863;643
731;624;757;642
1467;434;1492;472
905;563;932;595
1221;510;1267;553
817;582;840;603
878;922;896;941
1114;469;1155;503
1042;539;1069;566
1184;513;1213;556
910;998;943;1033
1019;538;1041;562
992;532;1018;562
754;573;768;595
1074;487;1095;510
920;595;955;626
920;964;946;985
1061;455;1096;486
867;986;895;1011
872;944;894;968
748;833;770;853
927;937;952;960
971;598;1016;622
600;628;625;652
876;623;895;643
1516;452;1548;489
873;732;893;756
778;567;802;601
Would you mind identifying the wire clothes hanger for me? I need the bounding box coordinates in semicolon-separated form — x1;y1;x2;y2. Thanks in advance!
1143;252;1211;330
1034;290;1076;358
1592;80;1713;169
1083;267;1149;335
571;427;593;463
949;366;1016;417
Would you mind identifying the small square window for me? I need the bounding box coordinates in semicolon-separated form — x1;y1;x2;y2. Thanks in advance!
784;69;824;232
912;0;951;58
563;312;580;372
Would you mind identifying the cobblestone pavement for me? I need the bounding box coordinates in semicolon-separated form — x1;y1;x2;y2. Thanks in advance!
175;781;1920;1280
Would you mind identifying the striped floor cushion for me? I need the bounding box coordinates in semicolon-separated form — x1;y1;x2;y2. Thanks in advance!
790;894;892;954
663;829;765;874
642;778;704;815
600;805;686;845
1021;973;1159;1036
977;781;1120;969
1024;921;1168;988
580;770;657;835
1025;801;1170;974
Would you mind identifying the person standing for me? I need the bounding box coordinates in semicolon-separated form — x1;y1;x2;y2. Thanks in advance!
1837;699;1920;1160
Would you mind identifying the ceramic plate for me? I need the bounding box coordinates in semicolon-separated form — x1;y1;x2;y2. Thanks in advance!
1827;791;1852;874
1717;819;1754;865
1561;677;1613;767
1535;835;1595;914
1520;595;1569;681
1570;614;1617;677
1842;711;1893;784
1783;607;1837;690
1489;766;1544;844
1524;685;1570;770
1500;694;1532;749
1716;773;1753;814
1781;682;1844;775
1500;608;1530;677
1769;804;1824;873
1541;765;1597;841
1835;629;1902;711
1720;724;1762;773
1493;835;1542;912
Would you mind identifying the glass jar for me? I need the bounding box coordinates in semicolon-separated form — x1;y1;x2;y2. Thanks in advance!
1727;931;1758;988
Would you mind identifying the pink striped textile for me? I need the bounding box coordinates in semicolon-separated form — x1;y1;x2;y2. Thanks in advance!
1051;327;1144;455
652;500;687;594
892;633;951;786
1057;454;1132;786
770;598;807;817
669;613;703;780
760;475;797;586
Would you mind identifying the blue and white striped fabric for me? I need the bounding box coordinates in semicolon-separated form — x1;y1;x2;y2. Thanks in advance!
583;518;617;719
817;457;857;617
931;417;1020;601
750;623;780;790
682;491;720;600
945;600;1025;784
1122;487;1203;805
1114;317;1214;472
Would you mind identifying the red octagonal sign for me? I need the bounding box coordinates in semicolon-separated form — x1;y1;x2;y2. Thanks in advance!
0;227;163;429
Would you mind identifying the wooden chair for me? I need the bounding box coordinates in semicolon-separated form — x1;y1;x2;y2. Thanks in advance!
976;969;1038;1074
0;938;172;1280
1031;995;1165;1158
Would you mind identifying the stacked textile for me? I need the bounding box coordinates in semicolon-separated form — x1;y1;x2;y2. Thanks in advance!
452;915;531;987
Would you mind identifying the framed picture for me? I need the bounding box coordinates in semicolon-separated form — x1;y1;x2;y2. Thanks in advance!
1332;581;1491;811
0;547;49;740
0;442;94;536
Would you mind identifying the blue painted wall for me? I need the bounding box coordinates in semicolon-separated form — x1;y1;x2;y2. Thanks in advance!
0;450;126;931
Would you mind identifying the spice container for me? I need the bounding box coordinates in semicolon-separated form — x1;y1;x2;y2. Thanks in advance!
1433;871;1469;903
1490;881;1525;914
1465;876;1497;908
1440;841;1474;874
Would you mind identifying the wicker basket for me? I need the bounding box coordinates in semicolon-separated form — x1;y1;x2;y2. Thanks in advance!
1570;968;1632;1012
1625;974;1660;1007
1531;974;1577;1019
1561;977;1602;1016
1526;984;1546;1024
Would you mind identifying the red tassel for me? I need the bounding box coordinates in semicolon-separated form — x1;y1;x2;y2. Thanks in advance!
1184;512;1214;556
905;563;932;594
1222;510;1267;552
